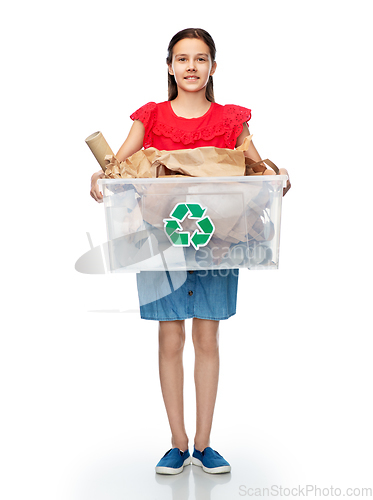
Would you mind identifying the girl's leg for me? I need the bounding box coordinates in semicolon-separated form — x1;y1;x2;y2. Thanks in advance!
158;320;189;451
192;318;220;451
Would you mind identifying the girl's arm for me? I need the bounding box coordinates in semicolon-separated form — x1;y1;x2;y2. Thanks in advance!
116;120;145;162
236;123;263;164
236;123;291;196
90;120;145;203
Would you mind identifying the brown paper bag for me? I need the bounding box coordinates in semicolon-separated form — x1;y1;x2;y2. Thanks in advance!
150;145;247;177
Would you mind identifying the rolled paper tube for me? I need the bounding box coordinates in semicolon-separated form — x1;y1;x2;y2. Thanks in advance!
85;131;114;172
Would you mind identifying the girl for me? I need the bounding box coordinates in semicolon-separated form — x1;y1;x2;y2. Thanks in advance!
90;28;291;475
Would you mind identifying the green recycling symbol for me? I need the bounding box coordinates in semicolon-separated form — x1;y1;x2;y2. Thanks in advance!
163;203;215;250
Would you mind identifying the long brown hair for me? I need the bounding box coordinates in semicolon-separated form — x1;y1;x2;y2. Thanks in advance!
166;28;216;102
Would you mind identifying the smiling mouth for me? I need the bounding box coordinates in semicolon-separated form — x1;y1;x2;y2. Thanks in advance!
184;76;199;80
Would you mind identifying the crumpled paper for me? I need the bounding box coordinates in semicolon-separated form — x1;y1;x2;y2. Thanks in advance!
135;177;273;244
103;136;263;178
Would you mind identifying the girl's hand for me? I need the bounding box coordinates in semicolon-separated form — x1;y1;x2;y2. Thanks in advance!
279;168;291;196
90;170;105;203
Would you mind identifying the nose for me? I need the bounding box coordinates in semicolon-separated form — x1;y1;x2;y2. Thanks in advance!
187;61;196;71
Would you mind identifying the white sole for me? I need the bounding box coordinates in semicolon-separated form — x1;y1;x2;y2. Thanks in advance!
155;456;191;475
191;456;231;474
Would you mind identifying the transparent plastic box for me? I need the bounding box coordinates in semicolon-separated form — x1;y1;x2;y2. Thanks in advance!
98;175;287;272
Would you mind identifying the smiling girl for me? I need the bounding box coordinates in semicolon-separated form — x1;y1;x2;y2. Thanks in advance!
90;28;290;475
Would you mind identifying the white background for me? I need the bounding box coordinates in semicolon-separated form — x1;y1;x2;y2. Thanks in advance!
1;1;372;499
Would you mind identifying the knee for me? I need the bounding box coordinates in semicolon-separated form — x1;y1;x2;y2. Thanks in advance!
159;321;185;357
193;335;219;354
192;321;219;354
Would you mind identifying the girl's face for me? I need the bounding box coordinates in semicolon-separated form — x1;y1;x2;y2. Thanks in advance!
168;38;217;96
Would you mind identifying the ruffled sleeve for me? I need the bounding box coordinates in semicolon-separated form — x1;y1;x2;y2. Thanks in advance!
130;102;157;148
223;104;251;149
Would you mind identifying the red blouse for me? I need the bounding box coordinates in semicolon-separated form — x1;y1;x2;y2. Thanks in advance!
130;101;251;151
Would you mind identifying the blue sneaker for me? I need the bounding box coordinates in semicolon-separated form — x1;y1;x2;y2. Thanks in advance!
191;446;231;474
155;448;191;474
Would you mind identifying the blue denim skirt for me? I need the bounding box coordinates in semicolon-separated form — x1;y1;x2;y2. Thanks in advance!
136;269;239;321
